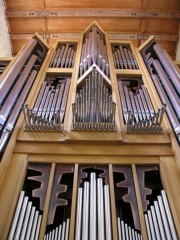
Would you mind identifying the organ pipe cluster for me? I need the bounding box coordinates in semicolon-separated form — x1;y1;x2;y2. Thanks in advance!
79;25;109;77
49;43;76;68
0;37;48;156
8;164;51;240
113;166;142;240
118;77;166;133
75;172;112;240
8;163;179;240
8;164;73;240
112;44;139;70
23;75;71;131
8;191;42;240
72;67;116;130
140;41;180;142
44;218;70;240
117;218;142;240
145;190;178;240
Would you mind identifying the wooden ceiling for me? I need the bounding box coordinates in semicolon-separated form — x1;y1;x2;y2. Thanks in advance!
5;0;180;58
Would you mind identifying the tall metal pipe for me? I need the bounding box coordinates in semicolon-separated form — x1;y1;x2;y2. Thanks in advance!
150;205;161;240
97;178;105;240
20;201;32;240
145;213;152;240
25;206;36;239
90;172;96;240
147;210;156;239
65;218;70;240
8;191;25;240
35;215;42;240
58;224;62;240
158;196;172;239
154;201;166;240
161;190;178;240
117;217;122;240
30;210;39;240
82;182;89;240
61;221;66;240
104;185;112;240
75;188;83;240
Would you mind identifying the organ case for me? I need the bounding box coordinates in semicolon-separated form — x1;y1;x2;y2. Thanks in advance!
0;22;179;240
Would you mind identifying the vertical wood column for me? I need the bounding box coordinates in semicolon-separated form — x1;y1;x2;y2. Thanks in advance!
39;163;56;239
132;164;148;240
69;163;79;240
109;164;118;240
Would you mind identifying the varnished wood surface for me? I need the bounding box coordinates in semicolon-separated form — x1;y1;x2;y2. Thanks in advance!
4;0;180;56
0;26;180;239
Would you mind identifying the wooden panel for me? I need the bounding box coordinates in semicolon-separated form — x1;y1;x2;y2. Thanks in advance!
48;39;58;47
8;18;46;33
158;40;178;58
145;19;179;34
146;0;180;10
45;0;143;9
47;17;141;33
5;0;44;10
11;39;29;54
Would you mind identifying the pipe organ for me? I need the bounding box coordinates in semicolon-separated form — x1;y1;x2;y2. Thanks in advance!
23;75;71;131
0;35;48;156
0;22;180;240
117;76;166;133
140;39;180;144
112;44;139;70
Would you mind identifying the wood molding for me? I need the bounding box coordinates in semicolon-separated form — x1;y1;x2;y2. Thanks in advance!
6;9;180;19
9;33;178;42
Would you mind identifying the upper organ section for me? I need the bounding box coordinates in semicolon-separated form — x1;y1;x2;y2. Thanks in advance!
1;22;179;159
140;39;180;143
0;34;48;157
79;23;109;78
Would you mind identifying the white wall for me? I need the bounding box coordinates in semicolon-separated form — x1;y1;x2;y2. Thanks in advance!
175;32;180;61
0;0;12;57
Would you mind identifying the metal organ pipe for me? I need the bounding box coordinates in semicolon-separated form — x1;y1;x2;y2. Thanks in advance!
144;190;178;240
140;40;180;142
118;78;166;133
23;76;71;131
0;38;37;103
72;68;116;130
79;25;109;77
8;191;42;240
74;172;112;240
153;43;180;93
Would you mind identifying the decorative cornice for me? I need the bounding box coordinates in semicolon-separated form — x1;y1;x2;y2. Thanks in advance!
10;33;179;42
6;9;180;19
107;34;179;41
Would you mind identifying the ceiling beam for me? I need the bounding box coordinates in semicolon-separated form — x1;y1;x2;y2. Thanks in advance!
6;9;180;19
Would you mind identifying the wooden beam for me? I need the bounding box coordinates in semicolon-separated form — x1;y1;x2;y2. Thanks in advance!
14;142;173;156
9;33;178;42
6;9;180;19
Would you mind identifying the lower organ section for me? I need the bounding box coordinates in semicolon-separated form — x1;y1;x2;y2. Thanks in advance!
8;162;178;240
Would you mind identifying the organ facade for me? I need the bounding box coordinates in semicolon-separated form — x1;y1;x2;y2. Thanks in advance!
0;22;180;240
